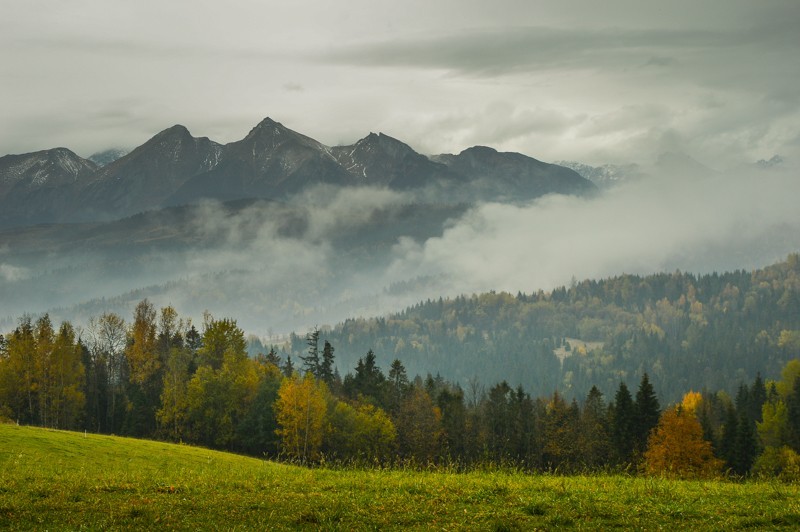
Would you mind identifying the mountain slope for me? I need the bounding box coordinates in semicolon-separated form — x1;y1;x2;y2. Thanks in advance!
0;118;596;228
433;146;595;200
332;132;454;188
284;254;800;404
0;148;97;227
78;125;223;220
168;118;352;204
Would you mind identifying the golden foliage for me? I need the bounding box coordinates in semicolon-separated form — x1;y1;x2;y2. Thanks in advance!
644;406;722;479
680;391;703;415
275;374;328;461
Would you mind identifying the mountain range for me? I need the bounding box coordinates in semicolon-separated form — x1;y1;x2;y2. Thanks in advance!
0;118;595;228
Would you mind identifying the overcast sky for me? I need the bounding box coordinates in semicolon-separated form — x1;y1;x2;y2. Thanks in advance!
2;0;798;169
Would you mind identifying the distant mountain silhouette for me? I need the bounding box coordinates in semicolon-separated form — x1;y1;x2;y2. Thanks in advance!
0;117;595;228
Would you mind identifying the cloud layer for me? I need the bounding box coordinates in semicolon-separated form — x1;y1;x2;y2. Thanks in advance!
387;166;800;296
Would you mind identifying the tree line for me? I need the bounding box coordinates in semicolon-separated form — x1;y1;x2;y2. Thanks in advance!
289;254;800;404
1;301;799;479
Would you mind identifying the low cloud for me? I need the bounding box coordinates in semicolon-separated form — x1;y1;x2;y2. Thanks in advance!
386;165;800;295
1;167;798;338
0;264;29;282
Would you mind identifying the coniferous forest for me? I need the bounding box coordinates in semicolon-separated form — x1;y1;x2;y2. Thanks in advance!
1;255;800;480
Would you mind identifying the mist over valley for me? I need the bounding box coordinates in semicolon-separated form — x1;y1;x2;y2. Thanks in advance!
1;117;798;401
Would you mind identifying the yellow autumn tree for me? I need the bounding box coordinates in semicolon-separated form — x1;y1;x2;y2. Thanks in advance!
275;373;328;461
644;406;723;479
680;390;703;415
126;299;159;385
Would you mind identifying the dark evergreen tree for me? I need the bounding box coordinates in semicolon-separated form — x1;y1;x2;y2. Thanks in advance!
749;373;767;423
343;350;386;405
610;382;636;464
387;359;410;415
437;386;467;459
731;410;758;476
484;381;514;461
511;386;540;467
264;347;281;367
718;404;739;470
319;341;335;384
581;386;612;468
300;327;320;377
634;373;661;455
235;370;282;456
186;325;202;357
282;355;295;377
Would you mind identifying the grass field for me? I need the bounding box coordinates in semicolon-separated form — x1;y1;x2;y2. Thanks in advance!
1;424;799;530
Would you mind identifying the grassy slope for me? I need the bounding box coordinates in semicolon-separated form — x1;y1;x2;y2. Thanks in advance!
1;425;799;530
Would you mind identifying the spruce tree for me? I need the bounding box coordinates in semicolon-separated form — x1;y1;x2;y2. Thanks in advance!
634;373;661;455
300;327;320;377
749;373;767;423
718;404;738;471
610;382;636;464
319;341;335;384
732;410;758;476
282;355;295;377
387;359;410;414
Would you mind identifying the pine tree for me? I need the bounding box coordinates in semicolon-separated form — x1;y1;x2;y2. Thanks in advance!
581;386;612;468
732;410;758;476
749;373;767;423
437;386;466;458
634;373;661;456
300;327;320;378
282;355;295;377
319;341;335;384
344;350;386;405
387;359;410;415
610;381;636;464
718;404;739;469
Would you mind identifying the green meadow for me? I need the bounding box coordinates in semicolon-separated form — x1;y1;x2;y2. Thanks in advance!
1;424;799;530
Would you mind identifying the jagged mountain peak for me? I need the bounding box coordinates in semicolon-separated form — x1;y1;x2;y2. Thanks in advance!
118;124;220;166
0;147;96;187
0;147;97;227
355;132;415;154
243;117;294;141
331;132;448;187
0;117;597;228
153;124;193;139
237;117;331;159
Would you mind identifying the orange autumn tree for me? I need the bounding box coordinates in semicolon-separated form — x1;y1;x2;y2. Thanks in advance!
644;405;722;478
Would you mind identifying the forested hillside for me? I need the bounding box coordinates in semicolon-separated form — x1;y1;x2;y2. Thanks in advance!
2;256;800;478
285;254;800;403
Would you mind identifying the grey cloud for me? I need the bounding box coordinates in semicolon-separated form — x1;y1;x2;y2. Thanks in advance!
323;27;750;76
642;56;675;68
